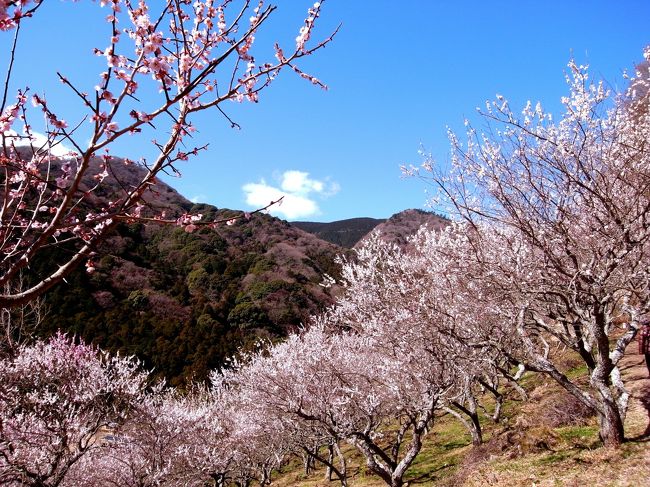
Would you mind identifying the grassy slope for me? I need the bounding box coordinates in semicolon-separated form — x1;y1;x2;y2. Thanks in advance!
271;347;650;486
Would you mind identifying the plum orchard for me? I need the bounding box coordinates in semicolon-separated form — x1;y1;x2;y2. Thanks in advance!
1;1;648;482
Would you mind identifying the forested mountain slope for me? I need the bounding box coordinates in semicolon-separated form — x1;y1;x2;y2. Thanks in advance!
38;208;344;386
27;153;444;385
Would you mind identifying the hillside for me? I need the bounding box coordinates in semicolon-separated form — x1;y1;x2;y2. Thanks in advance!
10;150;346;385
37;206;346;386
18;151;450;385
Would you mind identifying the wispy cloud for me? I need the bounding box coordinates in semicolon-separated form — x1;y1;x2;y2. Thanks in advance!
243;170;340;220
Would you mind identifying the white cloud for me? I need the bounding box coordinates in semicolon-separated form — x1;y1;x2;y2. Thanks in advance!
242;170;339;220
190;194;207;204
280;170;324;194
2;130;75;158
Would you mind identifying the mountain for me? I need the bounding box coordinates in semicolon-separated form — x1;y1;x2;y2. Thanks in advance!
9;145;193;216
291;217;386;248
292;210;449;249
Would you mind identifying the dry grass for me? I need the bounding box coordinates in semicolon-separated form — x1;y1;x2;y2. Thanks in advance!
464;440;649;487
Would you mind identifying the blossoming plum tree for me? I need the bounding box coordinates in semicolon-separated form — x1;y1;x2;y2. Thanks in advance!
407;49;650;447
332;230;525;447
66;385;234;487
0;0;333;308
223;319;455;487
0;334;148;486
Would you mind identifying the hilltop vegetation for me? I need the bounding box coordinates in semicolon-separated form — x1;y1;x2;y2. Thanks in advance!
361;209;448;247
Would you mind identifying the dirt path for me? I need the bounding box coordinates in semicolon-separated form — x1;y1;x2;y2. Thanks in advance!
620;342;650;439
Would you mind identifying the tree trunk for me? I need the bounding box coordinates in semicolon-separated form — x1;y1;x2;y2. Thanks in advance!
303;442;347;486
211;473;226;487
303;450;315;475
349;403;434;486
326;443;333;481
595;386;625;447
492;394;503;423
478;377;504;423
444;405;483;446
334;441;348;487
599;411;625;447
259;466;272;486
528;353;625;448
591;313;626;448
469;412;482;446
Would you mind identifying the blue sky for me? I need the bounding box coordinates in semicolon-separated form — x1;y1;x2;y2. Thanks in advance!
2;0;649;221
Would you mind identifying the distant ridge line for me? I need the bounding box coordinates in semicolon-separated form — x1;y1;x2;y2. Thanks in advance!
291;209;449;248
291;217;386;248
